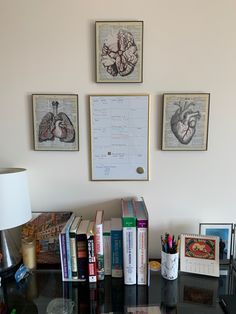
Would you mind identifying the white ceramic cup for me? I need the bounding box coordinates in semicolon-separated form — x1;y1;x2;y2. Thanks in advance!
161;251;179;280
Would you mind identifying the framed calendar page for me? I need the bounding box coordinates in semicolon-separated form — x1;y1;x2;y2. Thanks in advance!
90;94;150;181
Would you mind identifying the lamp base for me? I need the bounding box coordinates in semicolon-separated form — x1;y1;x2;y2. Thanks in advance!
0;228;22;277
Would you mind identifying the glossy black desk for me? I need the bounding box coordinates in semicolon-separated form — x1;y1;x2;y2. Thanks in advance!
1;267;234;314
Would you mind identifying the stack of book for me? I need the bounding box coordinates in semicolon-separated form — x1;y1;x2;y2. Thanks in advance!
59;197;149;285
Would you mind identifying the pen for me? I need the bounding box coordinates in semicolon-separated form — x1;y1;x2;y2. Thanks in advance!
168;234;172;250
176;236;180;253
161;233;179;254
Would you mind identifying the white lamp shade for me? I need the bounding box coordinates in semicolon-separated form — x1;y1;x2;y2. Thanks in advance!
0;168;32;230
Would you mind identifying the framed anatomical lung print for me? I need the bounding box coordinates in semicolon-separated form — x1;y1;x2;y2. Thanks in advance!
95;21;143;83
162;93;210;151
33;94;79;151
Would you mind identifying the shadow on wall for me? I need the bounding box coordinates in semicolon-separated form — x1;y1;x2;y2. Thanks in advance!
73;198;125;220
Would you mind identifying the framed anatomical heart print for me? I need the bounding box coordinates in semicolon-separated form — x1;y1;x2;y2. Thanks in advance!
33;94;79;151
162;93;210;151
95;21;143;83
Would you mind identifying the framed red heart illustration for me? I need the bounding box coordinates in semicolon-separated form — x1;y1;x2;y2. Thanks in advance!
33;94;79;151
162;93;210;151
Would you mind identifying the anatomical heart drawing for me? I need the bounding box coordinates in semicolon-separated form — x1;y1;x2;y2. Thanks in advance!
95;21;143;83
33;94;79;151
162;93;210;151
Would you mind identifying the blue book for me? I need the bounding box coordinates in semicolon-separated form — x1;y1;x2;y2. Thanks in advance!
59;232;68;279
111;217;123;278
63;213;76;279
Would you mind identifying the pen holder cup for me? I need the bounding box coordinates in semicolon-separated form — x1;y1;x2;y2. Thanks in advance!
161;251;179;280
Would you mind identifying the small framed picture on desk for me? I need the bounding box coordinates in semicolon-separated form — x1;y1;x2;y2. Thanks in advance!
199;223;234;264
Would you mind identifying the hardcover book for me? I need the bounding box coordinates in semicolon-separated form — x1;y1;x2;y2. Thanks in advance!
62;214;76;280
133;196;149;285
103;220;111;276
76;219;90;281
87;221;97;283
121;198;137;285
69;216;82;279
111;217;123;278
94;210;105;281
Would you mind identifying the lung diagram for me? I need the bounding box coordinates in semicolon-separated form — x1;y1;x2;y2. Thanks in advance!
101;29;138;77
38;101;75;143
170;101;201;145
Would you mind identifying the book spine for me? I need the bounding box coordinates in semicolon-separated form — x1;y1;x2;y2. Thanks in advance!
103;231;111;276
122;199;136;285
95;223;105;281
133;198;149;285
111;229;123;278
65;215;76;279
87;235;97;283
59;233;66;280
136;221;148;285
70;233;78;279
76;235;88;281
60;233;68;279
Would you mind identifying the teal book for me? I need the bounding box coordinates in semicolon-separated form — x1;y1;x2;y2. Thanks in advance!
111;217;123;278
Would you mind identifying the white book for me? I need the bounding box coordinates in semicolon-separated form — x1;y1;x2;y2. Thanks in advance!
121;199;136;285
103;220;111;275
94;210;105;281
69;216;82;279
133;197;149;285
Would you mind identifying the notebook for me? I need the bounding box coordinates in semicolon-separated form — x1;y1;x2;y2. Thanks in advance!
219;295;236;314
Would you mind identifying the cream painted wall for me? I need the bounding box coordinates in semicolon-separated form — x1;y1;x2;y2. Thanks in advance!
1;0;236;257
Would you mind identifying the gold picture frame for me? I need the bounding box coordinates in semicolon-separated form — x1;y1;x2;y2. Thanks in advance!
32;94;79;151
95;21;143;83
89;94;150;181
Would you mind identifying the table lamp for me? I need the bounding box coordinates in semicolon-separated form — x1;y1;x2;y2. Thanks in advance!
0;168;32;276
